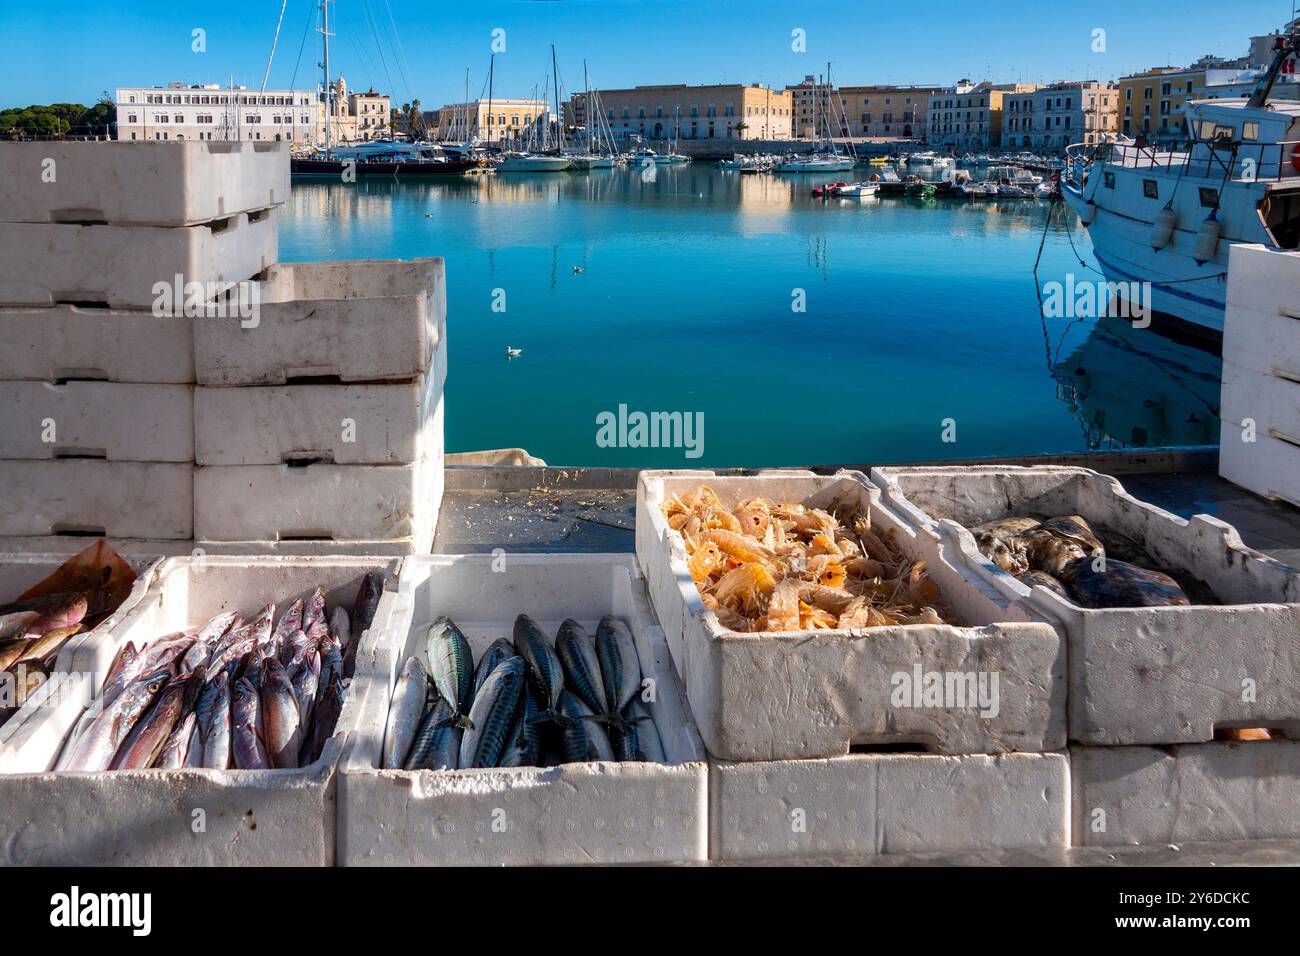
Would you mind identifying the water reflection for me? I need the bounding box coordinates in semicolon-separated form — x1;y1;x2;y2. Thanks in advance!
1047;314;1221;449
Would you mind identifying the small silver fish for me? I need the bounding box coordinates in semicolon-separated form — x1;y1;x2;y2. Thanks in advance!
231;676;268;770
383;656;428;769
426;617;474;727
202;671;232;769
260;658;302;769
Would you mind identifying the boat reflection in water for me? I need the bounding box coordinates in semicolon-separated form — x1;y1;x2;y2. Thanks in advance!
1048;313;1222;450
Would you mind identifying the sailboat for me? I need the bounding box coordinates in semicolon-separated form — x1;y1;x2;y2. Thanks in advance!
497;45;573;172
565;62;621;169
775;64;854;173
290;1;484;178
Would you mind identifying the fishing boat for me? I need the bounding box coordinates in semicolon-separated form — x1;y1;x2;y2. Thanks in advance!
811;181;850;197
1061;21;1300;340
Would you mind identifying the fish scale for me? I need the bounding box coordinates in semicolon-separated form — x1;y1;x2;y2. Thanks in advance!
472;637;516;695
557;690;615;763
405;697;461;771
459;657;524;769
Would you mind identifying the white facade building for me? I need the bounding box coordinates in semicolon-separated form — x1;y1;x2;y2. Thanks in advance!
116;83;316;142
1001;81;1119;152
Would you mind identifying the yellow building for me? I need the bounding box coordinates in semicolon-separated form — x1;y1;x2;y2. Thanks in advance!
836;85;945;139
1118;67;1195;141
568;83;792;141
315;77;391;145
430;98;550;144
926;82;1040;148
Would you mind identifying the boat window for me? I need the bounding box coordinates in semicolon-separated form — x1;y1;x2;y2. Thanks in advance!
1104;171;1115;189
1199;187;1219;209
1242;122;1259;141
1143;179;1159;199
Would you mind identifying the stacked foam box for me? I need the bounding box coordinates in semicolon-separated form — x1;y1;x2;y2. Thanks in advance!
0;141;283;552
0;141;446;557
871;464;1300;850
192;257;446;555
1219;242;1300;508
636;470;1070;862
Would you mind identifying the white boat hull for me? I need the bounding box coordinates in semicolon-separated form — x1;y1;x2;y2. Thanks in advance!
1062;183;1229;334
497;155;573;172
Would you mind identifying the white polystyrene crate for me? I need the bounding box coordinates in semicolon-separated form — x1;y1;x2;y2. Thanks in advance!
1219;426;1300;509
1071;741;1300;846
193;452;441;553
636;469;1066;762
0;461;193;539
871;465;1300;746
0;381;193;461
0;551;161;747
711;751;1069;862
1220;359;1300;444
1225;243;1300;319
0;305;194;383
193;259;445;386
1222;302;1300;380
0;141;289;227
195;374;440;466
0;554;402;866
339;553;708;866
0;210;277;309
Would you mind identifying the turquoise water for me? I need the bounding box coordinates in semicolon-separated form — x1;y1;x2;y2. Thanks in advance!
278;166;1222;467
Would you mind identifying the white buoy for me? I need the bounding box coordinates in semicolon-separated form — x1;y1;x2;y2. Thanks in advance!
1080;200;1098;226
1194;210;1222;265
1151;205;1178;251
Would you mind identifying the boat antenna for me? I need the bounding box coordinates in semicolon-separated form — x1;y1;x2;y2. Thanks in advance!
1247;19;1299;108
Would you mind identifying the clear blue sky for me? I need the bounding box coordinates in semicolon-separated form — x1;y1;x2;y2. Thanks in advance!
1;0;1295;107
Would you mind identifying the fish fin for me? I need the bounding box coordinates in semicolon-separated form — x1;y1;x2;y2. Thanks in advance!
454;715;475;731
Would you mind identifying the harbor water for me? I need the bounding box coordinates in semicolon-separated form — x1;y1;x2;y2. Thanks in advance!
279;164;1223;467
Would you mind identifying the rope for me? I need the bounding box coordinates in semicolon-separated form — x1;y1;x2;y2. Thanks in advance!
260;0;291;94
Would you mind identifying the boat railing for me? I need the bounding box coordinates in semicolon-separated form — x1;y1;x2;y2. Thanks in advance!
1066;138;1300;185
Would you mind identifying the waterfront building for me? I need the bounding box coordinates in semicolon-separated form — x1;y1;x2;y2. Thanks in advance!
567;83;792;141
429;98;551;145
838;85;943;139
926;81;1040;148
315;77;390;144
1118;22;1299;142
1001;81;1119;152
115;78;389;146
116;82;315;142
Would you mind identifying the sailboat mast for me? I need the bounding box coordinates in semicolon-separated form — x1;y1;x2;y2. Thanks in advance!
551;44;562;151
584;60;591;153
487;54;494;146
320;0;333;153
463;67;469;140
